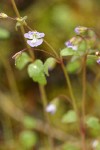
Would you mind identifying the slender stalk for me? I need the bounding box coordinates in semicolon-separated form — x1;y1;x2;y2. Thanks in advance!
10;0;54;149
61;61;78;114
39;85;54;149
82;54;87;119
10;0;35;60
44;39;59;58
61;60;87;150
80;54;87;150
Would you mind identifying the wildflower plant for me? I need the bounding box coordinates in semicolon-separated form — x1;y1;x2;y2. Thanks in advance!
1;1;100;150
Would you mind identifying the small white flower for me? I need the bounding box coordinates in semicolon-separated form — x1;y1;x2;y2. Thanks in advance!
24;31;45;47
46;104;56;114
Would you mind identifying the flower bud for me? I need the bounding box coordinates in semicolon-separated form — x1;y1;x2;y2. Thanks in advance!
95;51;100;56
65;36;82;51
45;98;59;114
74;26;88;34
0;13;8;18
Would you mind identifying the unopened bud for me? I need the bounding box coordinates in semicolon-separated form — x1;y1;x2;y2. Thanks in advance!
95;51;100;56
0;13;8;18
74;26;88;34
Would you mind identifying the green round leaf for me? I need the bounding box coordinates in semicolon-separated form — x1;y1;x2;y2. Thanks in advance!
62;110;77;123
19;130;37;149
60;48;76;56
44;57;56;76
86;116;100;130
28;60;47;85
23;116;36;129
15;52;31;70
0;27;10;39
67;60;80;73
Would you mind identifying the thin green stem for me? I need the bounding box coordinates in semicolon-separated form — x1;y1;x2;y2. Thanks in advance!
10;0;35;60
39;85;54;149
61;60;87;150
82;54;87;119
80;54;87;150
44;39;59;58
11;0;54;149
61;61;78;114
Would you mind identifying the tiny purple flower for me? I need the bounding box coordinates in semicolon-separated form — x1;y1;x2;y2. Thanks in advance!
24;31;45;47
65;41;78;51
97;59;100;64
74;26;88;34
46;103;56;114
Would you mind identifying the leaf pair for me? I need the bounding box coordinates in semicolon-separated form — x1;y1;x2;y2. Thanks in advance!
28;57;56;85
15;52;56;85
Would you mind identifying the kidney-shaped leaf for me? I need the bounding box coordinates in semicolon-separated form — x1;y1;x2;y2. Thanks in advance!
86;116;100;130
60;48;76;56
44;57;56;76
15;52;31;70
62;110;77;123
28;60;47;85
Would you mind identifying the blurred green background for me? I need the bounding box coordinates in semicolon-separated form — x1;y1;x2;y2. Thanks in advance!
0;0;100;150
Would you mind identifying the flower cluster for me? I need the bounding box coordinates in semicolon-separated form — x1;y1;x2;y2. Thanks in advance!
24;31;45;47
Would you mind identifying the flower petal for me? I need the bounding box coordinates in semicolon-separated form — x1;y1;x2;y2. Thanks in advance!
36;32;45;38
46;104;56;114
97;59;100;64
24;31;33;39
27;39;43;47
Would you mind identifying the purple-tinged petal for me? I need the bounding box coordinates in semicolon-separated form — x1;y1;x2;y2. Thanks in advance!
71;45;78;51
74;27;79;34
36;32;45;38
46;104;56;114
65;41;72;47
65;41;78;51
97;59;100;64
24;32;33;39
27;39;43;47
74;26;88;34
